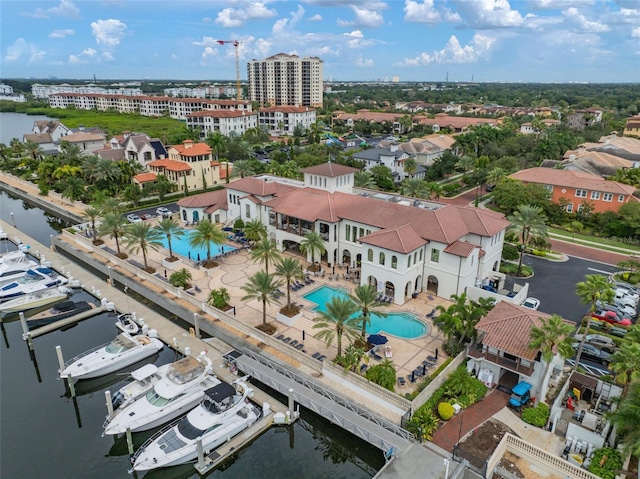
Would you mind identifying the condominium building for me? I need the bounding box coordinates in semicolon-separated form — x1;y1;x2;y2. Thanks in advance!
247;53;323;108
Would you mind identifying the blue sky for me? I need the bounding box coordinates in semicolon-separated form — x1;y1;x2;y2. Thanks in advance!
2;0;639;83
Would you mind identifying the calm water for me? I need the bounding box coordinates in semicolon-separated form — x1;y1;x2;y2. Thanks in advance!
0;176;385;478
0;111;53;145
161;231;236;261
303;285;428;339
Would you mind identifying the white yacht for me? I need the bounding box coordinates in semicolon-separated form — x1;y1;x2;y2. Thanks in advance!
0;286;70;313
58;331;164;380
0;268;65;302
103;352;219;435
132;377;259;471
0;250;37;285
110;363;163;411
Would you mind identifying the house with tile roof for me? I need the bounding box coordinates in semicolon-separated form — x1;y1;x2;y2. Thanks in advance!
31;120;70;142
509;167;638;214
122;133;168;167
59;130;106;156
179;161;510;304
624;115;640;137
397;134;456;166
352;146;412;182
467;301;572;403
153;140;223;193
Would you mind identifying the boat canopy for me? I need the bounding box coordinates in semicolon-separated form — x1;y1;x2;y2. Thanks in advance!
202;382;237;413
167;356;205;384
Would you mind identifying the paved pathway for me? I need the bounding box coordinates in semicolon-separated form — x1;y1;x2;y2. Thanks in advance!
432;389;510;452
549;237;631;266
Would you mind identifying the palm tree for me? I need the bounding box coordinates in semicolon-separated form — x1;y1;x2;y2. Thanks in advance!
97;212;127;256
121;184;143;208
123;222;164;270
83;205;102;242
354;171;377;189
403;157;418;178
300;231;326;270
60;177;85;202
243;219;267;242
574;274;615;371
348;284;388;340
610;343;640;396
230;159;255;179
100;197;123;215
435;293;494;353
250;239;282;274
507;204;548;276
607;381;640;457
528;314;574;389
188;219;225;263
275;257;305;308
154;218;184;260
205;131;227;162
312;297;360;357
426;181;443;200
403;178;427;198
241;271;283;325
486;167;506;187
456;156;475;185
23;140;43;161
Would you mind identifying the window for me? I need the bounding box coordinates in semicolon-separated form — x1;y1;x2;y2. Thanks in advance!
577;203;584;212
359;228;364;239
345;225;350;241
603;193;613;202
590;191;601;200
543;184;553;192
408;256;411;267
618;195;625;202
419;249;423;261
575;189;587;198
245;204;251;219
431;249;440;263
566;203;573;213
367;249;373;262
379;252;385;265
391;256;397;269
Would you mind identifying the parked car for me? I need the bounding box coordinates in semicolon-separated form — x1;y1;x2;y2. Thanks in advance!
126;214;142;223
156;207;172;218
139;214;154;221
614;282;640;296
571;342;612;365
572;334;617;353
590;309;632;326
614;289;638;309
485;184;496;192
522;297;540;310
596;300;637;318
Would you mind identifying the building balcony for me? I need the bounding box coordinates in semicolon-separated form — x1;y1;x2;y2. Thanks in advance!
467;345;535;377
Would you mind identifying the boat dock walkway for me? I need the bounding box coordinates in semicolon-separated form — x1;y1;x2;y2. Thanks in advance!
27;304;109;339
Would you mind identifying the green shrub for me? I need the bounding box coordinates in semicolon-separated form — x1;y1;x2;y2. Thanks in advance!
438;402;455;420
531;249;547;257
588;448;623;479
502;244;519;261
233;218;245;232
521;403;549;428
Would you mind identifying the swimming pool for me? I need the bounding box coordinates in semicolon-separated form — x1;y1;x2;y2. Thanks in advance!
302;285;428;339
159;231;235;260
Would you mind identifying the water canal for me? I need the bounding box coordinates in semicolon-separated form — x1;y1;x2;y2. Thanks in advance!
0;187;385;478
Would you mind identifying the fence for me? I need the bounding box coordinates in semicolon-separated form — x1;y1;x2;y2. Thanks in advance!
410;351;467;410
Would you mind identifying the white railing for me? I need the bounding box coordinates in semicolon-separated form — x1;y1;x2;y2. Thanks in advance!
487;433;602;479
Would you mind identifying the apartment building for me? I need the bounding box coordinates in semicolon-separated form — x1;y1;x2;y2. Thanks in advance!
247;53;323;108
257;106;316;135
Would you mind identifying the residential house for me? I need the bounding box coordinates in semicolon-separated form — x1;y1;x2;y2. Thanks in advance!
178;162;510;304
509;167;638;214
398;134;456;166
257;106;316;135
161;140;222;191
467;301;572;419
567;108;603;131
59;130;106;156
623;115;640;137
22;132;56;155
351;146;412;182
520;119;560;135
31;120;70;142
122;133;168;168
559;149;635;177
415;113;497;133
186;110;258;138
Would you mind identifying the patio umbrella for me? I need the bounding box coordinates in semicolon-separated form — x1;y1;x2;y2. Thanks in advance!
367;334;388;345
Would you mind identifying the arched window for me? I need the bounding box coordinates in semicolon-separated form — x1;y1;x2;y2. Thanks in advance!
367;249;373;262
391;256;397;269
379;252;385;265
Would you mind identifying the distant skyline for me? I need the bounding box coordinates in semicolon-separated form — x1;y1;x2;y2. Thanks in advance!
1;0;639;84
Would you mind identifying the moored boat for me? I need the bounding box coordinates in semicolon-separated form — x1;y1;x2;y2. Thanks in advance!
132;377;259;471
0;268;66;302
103;352;219;435
26;299;96;328
0;286;70;313
110;363;162;411
58;330;164;380
0;250;38;286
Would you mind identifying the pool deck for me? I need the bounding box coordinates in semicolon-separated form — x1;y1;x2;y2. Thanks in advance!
67;218;452;394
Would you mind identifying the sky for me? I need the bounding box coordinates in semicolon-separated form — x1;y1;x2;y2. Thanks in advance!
1;0;639;83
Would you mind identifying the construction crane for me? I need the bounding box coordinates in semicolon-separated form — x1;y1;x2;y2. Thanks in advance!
216;40;242;100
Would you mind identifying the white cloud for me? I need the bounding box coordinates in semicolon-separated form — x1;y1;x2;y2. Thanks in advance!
404;0;461;24
91;19;128;47
399;34;496;65
215;2;277;28
355;56;374;67
68;48;97;64
632;27;640;37
563;7;610;33
4;38;46;63
102;51;113;61
338;3;387;28
193;37;219;47
308;14;322;22
609;8;640;25
49;29;75;39
343;30;364;38
272;5;305;35
29;0;80;19
523;13;563;30
449;0;524;28
529;0;594;9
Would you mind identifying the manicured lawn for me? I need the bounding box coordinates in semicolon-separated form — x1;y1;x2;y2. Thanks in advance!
549;227;640;253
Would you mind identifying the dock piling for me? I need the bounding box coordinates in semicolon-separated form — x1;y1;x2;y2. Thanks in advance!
105;390;113;417
288;388;295;421
67;374;75;397
193;313;201;338
55;345;65;371
196;437;204;469
126;427;134;456
19;312;28;337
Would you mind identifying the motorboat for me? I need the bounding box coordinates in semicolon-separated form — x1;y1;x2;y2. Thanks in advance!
103;352;219;435
115;312;143;335
26;299;96;328
110;363;163;411
0;250;38;285
58;330;164;380
132;377;259;471
0;286;70;313
0;268;66;302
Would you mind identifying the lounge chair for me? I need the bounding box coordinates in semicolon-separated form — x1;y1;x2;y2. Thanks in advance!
295;343;304;350
426;355;437;362
312;352;321;359
397;377;406;387
283;337;291;343
372;352;383;361
408;374;416;383
290;340;299;347
360;364;368;373
317;355;326;361
276;334;284;341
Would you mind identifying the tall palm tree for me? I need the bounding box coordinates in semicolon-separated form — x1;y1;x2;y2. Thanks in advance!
23;140;43;161
98;212;128;256
230;159;255;179
403;178;427;198
205;131;227;162
275;257;305;308
300;231;326;270
121;184;143;208
610;343;640;397
354;171;377;189
83;205;102;242
528;314;574;388
123;222;164;270
403;157;418;178
574;274;615;371
100;197;123;215
455;156;475;185
312;297;360;357
486;167;506;187
241;271;283;325
607;381;640;457
507;204;548;276
243;218;267;242
188;219;226;262
426;181;443;200
60;177;85;202
250;238;282;274
349;284;388;340
154;218;184;260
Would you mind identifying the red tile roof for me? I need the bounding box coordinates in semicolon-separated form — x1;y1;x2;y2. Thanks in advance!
148;159;192;172
359;225;427;253
133;172;157;183
225;176;299;197
187;110;255;119
302;162;359;177
177;189;227;209
171;141;212;157
509;167;636;195
443;241;477;258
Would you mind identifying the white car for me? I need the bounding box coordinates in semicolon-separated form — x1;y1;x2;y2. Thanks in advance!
522;297;540;310
127;214;142;223
156;207;172;218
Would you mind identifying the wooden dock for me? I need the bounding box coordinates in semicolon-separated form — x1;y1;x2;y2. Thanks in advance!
26;304;109;339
